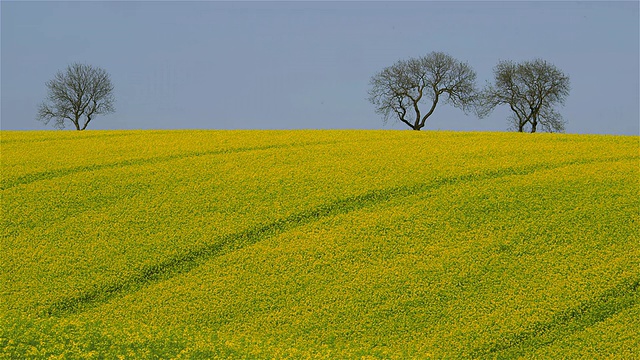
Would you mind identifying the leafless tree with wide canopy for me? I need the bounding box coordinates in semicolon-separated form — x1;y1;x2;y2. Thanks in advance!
37;63;115;130
368;52;478;131
478;59;570;133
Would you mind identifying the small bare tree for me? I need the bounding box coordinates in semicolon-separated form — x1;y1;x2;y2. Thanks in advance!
368;52;478;130
37;63;115;130
478;59;570;133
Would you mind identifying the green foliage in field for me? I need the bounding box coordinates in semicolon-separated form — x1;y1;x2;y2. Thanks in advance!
1;130;638;358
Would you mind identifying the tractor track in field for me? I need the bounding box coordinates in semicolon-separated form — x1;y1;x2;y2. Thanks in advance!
2;140;346;190
471;277;639;358
42;155;638;317
0;131;138;144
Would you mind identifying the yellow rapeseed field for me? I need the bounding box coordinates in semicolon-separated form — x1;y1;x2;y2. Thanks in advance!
1;129;638;358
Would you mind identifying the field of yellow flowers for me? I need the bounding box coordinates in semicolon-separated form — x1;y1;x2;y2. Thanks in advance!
1;129;638;358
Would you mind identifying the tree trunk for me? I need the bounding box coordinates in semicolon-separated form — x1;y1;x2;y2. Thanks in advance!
81;116;91;130
73;114;81;130
530;108;538;133
418;93;440;130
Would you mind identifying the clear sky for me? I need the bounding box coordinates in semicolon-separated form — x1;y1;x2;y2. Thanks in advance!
1;1;638;134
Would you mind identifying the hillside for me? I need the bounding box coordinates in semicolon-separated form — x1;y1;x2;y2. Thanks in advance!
1;130;638;358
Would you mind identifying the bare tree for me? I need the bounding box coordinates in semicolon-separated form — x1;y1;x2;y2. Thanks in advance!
37;63;115;130
478;59;570;133
368;52;478;131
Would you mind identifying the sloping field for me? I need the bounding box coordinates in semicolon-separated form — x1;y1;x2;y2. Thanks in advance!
1;129;638;358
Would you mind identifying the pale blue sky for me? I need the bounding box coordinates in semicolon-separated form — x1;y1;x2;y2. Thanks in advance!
2;1;638;134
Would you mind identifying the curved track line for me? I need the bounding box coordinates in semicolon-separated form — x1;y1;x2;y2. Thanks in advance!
472;277;639;358
0;132;137;145
2;140;343;190
41;155;637;317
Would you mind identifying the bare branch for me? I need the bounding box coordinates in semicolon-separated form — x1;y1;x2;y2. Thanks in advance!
368;52;478;130
479;58;570;133
36;63;115;130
